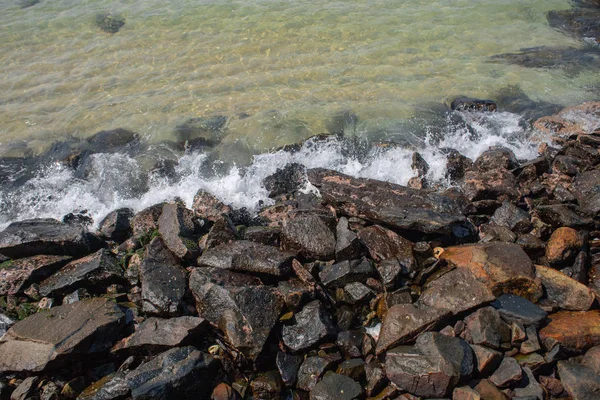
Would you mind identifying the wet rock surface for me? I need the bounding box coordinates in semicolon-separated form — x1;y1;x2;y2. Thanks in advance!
2;100;600;400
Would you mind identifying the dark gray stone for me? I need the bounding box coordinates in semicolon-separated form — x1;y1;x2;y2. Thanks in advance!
189;267;282;360
242;226;281;247
416;332;474;379
140;238;186;317
282;214;336;260
309;372;362;400
471;344;503;376
0;299;125;373
343;282;373;304
491;294;548;327
557;360;600;400
465;307;511;349
198;240;294;276
318;257;373;288
490;357;522;388
0;218;96;258
282;300;336;352
491;202;531;234
263;163;307;198
276;351;302;387
95;14;126;33
112;317;208;356
39;249;125;297
474;147;519;172
336;329;365;359
451;97;498;113
125;346;218;400
297;356;339;392
98;208;134;243
335;217;362;261
77;371;130;400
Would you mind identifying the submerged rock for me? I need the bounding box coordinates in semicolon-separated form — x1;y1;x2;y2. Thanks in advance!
96;13;126;34
451;97;498;112
0;218;97;258
307;168;469;237
0;298;125;373
263;163;307;198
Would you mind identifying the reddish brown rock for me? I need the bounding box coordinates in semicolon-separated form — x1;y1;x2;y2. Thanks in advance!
357;225;416;272
439;242;543;301
0;255;71;296
545;227;584;266
462;169;519;202
192;190;231;221
539;310;600;351
535;264;595;311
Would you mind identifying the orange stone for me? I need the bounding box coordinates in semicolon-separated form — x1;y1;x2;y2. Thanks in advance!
539;310;600;351
439;242;542;302
545;227;583;266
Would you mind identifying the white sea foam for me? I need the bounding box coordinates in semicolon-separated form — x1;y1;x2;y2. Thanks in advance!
0;111;548;230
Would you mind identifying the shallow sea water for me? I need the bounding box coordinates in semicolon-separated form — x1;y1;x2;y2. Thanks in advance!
0;0;598;227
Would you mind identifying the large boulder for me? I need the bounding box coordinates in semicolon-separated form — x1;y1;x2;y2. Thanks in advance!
0;219;97;258
0;298;126;373
125;346;218;400
189;267;282;360
198;240;294;276
140;238;187;317
536;264;595;311
98;208;134;243
306;168;470;237
438;242;543;301
39;249;126;297
0;255;71;296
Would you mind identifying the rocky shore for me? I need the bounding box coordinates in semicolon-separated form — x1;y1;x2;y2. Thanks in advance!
1;102;600;400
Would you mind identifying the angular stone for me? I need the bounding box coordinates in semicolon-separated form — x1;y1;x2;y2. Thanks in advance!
343;282;373;304
453;386;481;400
557;360;600;400
318;257;373;288
335;217;362;262
11;377;40;400
98;208;134;243
535;204;593;229
131;204;164;237
336;358;365;380
516;234;545;258
489;357;522;388
520;326;541;355
385;345;453;398
375;258;404;288
276;278;315;311
545;227;584;266
39;249;125;297
189;267;282;360
515;353;545;371
535;264;594;311
158;203;199;260
297;356;338;392
439;242;543;301
125;346;218;400
417;268;496;315
513;367;544;399
0;298;125;373
463;169;519;201
112;316;207;356
479;224;517;244
198;240;294;276
276;351;303;387
465;307;511;349
250;371;282;400
471;344;503;376
306;168;469;236
376;303;450;355
357;225;415;269
573;169;600;214
282;214;336;260
491;294;548;327
76;372;130;400
309;372;362;400
416;332;474;378
474;147;518;172
490;202;531;234
582;345;600;374
336;329;365;359
474;379;508;400
539;310;600;351
0;219;96;258
242;226;281;247
140;238;186;317
192;190;231;222
0;255;71;296
282;300;335;352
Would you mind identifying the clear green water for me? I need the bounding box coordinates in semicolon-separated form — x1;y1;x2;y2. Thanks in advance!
0;0;596;156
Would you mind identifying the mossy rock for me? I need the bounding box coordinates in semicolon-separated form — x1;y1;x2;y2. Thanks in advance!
96;13;126;34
